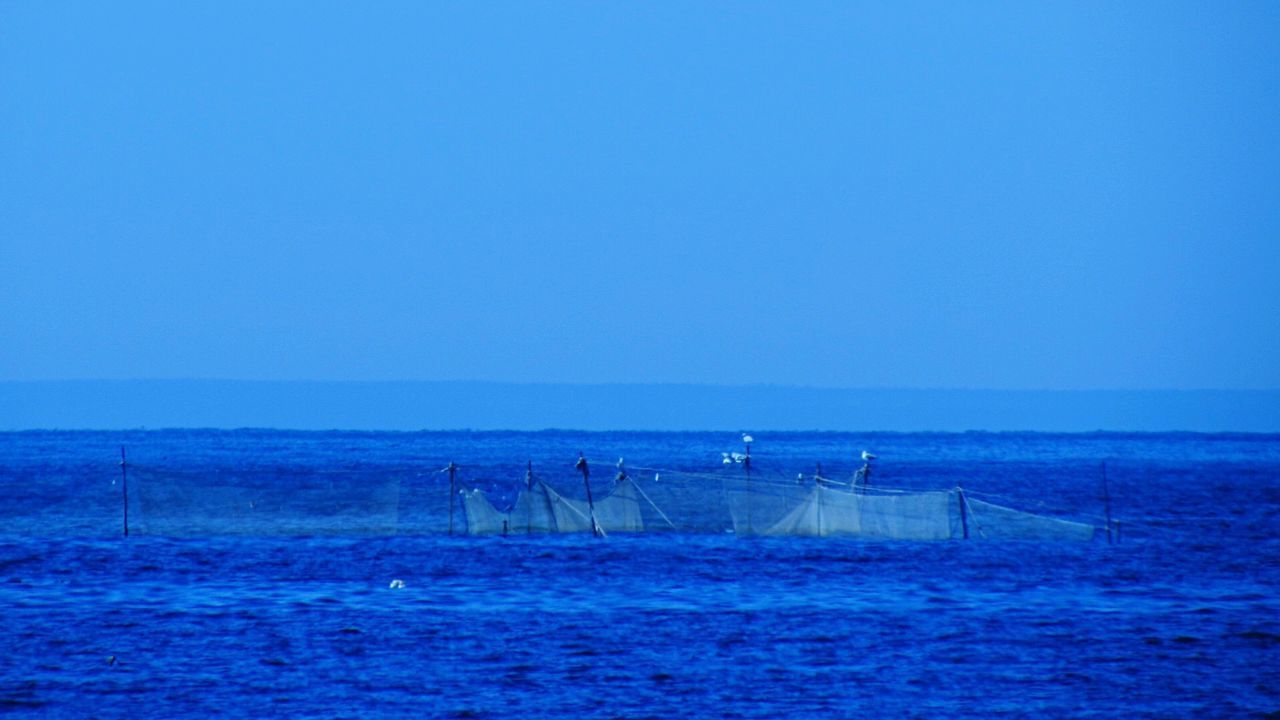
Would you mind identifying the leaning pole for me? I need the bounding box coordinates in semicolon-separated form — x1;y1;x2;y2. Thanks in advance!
575;453;602;538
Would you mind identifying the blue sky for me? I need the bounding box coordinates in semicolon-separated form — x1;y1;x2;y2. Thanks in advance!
2;1;1277;390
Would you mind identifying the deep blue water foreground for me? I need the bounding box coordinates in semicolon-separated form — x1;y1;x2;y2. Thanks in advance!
1;430;1278;717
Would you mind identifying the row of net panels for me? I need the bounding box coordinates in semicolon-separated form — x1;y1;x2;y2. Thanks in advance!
127;465;1101;540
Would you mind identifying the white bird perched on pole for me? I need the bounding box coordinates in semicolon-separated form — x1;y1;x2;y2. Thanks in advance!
742;434;754;444
861;450;877;461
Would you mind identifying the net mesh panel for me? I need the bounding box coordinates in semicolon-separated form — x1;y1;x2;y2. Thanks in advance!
131;465;428;536
127;461;1100;540
626;470;735;533
739;483;1098;541
724;474;811;535
760;487;960;539
757;486;959;539
463;479;644;535
965;497;1099;541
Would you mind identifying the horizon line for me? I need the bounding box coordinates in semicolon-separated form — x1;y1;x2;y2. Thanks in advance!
4;382;1278;433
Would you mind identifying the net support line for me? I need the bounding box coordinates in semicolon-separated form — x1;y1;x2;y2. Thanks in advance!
631;481;678;530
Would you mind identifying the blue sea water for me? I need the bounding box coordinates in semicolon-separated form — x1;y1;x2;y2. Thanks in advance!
0;430;1278;718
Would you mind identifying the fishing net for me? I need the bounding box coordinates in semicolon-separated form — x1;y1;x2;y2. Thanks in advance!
129;465;426;536
715;469;1100;540
760;486;959;539
462;479;644;535
124;460;1101;540
964;497;1099;541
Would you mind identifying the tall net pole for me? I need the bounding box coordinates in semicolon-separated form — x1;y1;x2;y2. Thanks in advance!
447;461;457;535
575;453;602;538
743;439;753;535
1102;462;1113;545
119;446;129;537
526;461;535;534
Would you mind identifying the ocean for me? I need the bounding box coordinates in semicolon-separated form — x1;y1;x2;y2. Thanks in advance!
0;430;1277;717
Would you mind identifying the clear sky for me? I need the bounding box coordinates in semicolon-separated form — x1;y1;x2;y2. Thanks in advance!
2;1;1277;390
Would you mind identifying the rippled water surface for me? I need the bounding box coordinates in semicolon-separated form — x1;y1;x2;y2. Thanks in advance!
1;430;1278;717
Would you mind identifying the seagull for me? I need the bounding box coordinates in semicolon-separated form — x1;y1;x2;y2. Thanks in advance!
861;450;878;461
389;579;405;590
742;434;754;444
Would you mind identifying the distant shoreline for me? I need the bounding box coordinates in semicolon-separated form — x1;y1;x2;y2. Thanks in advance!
3;381;1277;432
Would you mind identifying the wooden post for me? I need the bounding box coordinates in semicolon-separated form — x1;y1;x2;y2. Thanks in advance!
447;461;457;536
575;453;601;537
815;461;824;535
119;446;129;537
525;461;534;534
743;441;753;535
1102;462;1113;545
957;485;969;540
